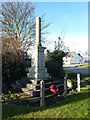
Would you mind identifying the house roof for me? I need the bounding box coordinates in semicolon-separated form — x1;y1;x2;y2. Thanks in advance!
67;52;73;56
77;53;81;56
78;53;82;57
66;52;83;57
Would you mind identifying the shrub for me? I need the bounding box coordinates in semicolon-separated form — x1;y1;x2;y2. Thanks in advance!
2;58;27;90
45;50;65;79
2;37;29;93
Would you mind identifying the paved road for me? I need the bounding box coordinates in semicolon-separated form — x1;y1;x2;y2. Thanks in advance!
63;65;90;77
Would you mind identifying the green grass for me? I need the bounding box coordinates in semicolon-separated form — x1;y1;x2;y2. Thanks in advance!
2;84;90;119
2;70;90;119
76;64;90;69
65;70;90;82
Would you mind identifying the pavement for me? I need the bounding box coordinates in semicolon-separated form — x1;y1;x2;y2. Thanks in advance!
63;64;90;77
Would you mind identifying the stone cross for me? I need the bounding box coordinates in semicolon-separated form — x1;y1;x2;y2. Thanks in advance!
36;17;41;46
77;73;80;92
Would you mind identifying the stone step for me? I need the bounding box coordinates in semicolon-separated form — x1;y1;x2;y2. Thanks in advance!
26;80;61;90
30;78;57;85
22;88;40;97
26;84;40;90
22;84;64;97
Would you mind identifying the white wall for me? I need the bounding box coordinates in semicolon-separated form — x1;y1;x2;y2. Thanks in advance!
63;56;70;64
63;52;84;64
70;52;79;64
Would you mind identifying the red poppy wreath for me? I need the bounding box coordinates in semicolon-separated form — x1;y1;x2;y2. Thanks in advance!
50;84;59;93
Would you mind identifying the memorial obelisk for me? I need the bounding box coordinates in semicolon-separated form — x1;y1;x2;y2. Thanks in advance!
28;17;49;79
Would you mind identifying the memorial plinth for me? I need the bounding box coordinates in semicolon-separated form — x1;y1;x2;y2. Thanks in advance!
28;45;49;79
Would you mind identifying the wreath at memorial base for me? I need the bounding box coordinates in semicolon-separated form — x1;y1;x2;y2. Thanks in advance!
50;84;59;93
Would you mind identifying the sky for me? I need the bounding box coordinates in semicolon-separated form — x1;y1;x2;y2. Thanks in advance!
0;1;88;55
35;2;88;54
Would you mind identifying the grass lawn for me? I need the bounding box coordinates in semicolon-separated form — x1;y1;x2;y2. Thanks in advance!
65;70;90;82
76;64;90;69
2;70;90;119
2;84;89;119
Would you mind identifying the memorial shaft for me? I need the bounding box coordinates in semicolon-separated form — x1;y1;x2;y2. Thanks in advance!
36;17;41;46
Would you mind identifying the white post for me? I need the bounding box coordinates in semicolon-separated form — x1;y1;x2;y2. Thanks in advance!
77;73;80;92
40;80;45;107
36;17;41;46
64;73;67;98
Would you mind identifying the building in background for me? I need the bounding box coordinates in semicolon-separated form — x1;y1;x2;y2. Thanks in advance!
63;51;84;64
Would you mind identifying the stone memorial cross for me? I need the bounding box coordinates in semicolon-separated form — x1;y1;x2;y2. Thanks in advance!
28;17;49;79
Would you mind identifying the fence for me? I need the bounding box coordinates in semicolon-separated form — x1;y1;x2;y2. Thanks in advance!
40;72;81;107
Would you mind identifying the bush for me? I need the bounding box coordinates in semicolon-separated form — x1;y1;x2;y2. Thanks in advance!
2;37;30;93
45;50;65;79
2;58;27;91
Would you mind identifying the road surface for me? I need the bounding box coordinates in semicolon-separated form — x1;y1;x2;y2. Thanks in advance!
63;64;90;77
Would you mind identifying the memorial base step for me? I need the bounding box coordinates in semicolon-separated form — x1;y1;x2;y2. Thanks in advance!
22;83;64;97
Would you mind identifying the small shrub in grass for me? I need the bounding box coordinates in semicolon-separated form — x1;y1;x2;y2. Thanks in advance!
2;91;21;103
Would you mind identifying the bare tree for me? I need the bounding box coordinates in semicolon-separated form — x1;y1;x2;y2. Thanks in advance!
1;2;50;52
54;37;70;52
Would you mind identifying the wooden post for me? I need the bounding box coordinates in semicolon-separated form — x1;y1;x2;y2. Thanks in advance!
0;100;2;120
40;80;45;107
77;73;80;92
64;73;68;98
